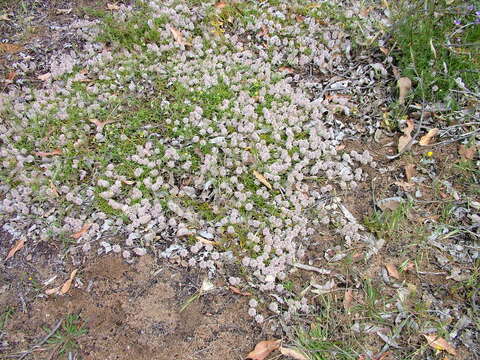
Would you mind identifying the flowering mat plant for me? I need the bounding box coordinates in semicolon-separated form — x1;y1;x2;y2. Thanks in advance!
0;0;479;359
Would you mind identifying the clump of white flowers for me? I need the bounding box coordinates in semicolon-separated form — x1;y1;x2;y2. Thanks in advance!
0;0;379;324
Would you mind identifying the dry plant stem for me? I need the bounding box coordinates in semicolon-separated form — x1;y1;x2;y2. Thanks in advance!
16;318;64;360
386;104;426;160
293;263;331;274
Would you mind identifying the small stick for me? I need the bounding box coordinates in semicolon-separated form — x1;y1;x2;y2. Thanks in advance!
293;263;331;275
17;318;63;360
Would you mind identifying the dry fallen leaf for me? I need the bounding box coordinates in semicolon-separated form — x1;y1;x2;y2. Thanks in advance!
214;1;227;9
5;238;25;261
377;197;403;211
423;334;456;355
107;3;120;10
279;347;308;360
398;118;414;153
37;72;52;81
259;25;269;37
247;339;281;360
0;43;23;53
385;263;400;280
343;289;353;311
59;269;78;295
5;71;16;81
167;25;191;46
253;170;272;190
90;118;115;132
45;286;61;295
0;13;11;21
50;180;60;197
404;164;416;182
397;77;412;105
394;181;415;192
419;128;439;146
56;8;72;14
195;236;217;246
278;66;294;73
229;286;252;296
34;149;62;157
71;223;92;239
458;144;477;160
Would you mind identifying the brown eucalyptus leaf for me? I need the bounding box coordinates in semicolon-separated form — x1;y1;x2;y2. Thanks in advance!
71;223;92;239
398;119;414;153
229;286;252;296
404;164;415;182
246;339;281;360
423;334;456;355
5;238;25;261
59;269;78;295
385;263;400;280
34;149;62;157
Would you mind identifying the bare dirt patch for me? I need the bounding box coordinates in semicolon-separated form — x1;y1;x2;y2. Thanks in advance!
3;254;261;359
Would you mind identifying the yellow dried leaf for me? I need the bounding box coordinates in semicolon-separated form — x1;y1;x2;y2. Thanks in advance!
247;339;281;360
5;238;25;261
419;128;439;146
168;25;191;46
385;263;400;279
60;269;78;295
423;334;456;355
195;236;217;246
107;3;120;10
253;170;272;190
279;347;308;360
